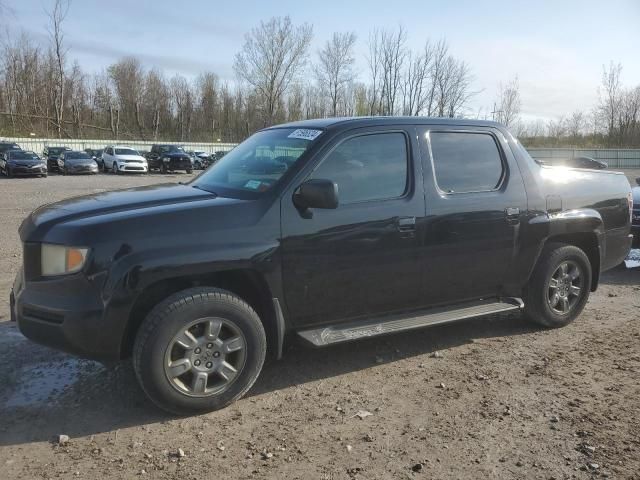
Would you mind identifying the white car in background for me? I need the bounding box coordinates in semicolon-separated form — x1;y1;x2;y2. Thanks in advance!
101;145;148;174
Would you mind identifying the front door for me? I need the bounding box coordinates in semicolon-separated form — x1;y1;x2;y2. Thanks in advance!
281;127;426;327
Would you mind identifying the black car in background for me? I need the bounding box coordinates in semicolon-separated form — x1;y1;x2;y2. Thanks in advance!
0;150;47;177
43;146;72;171
84;148;104;164
145;144;193;173
58;150;99;175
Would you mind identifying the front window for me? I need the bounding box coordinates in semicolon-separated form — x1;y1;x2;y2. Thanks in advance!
193;128;321;196
9;151;40;160
65;152;92;160
115;148;140;156
159;145;186;154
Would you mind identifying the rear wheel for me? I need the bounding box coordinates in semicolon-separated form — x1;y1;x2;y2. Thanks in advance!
133;287;266;415
524;243;592;328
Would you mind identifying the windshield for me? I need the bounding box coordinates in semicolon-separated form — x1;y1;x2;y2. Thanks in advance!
0;143;20;151
65;152;92;160
193;128;320;196
115;148;139;156
9;151;39;160
159;145;186;154
49;147;70;154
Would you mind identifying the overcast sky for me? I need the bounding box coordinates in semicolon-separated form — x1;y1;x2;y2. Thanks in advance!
5;0;640;121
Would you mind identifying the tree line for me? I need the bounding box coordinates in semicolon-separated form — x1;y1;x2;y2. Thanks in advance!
1;1;639;148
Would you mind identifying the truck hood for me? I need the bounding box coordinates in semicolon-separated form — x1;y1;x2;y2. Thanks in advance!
19;183;222;241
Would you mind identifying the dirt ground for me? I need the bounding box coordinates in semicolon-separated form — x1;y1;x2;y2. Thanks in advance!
1;170;639;480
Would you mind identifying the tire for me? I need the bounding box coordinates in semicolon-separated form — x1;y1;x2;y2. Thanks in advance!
6;166;12;178
186;168;193;174
161;163;167;174
524;242;592;328
113;162;119;175
133;287;267;415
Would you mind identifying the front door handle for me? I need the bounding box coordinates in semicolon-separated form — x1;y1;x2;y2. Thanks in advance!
397;216;416;232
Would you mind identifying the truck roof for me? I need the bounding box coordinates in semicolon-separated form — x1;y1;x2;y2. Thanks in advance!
269;116;505;131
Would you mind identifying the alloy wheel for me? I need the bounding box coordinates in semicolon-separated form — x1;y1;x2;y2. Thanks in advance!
547;260;583;315
163;317;247;397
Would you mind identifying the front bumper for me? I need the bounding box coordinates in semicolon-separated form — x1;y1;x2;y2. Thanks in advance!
67;165;98;174
8;164;47;176
166;158;192;170
119;163;148;172
11;267;124;360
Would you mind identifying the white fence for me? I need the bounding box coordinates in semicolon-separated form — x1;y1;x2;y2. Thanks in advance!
2;137;237;155
3;137;640;168
526;148;640;168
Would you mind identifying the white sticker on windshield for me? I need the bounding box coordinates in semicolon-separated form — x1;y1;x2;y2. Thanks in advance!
244;180;262;190
287;129;322;141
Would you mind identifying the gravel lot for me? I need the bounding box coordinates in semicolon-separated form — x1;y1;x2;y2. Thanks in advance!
0;170;639;479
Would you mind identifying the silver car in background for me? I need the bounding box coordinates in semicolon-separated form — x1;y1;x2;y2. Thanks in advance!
58;151;99;175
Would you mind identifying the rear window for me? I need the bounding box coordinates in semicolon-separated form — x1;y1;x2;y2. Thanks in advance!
429;132;504;193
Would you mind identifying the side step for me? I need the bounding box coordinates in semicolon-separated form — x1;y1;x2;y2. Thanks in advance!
297;298;524;347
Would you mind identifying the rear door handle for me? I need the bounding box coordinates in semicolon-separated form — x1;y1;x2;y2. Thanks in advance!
505;207;520;224
397;216;416;232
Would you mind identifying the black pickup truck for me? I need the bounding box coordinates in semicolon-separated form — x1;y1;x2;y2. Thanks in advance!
145;144;193;174
11;118;633;414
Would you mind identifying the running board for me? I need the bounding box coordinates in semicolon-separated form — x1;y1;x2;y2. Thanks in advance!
297;298;524;347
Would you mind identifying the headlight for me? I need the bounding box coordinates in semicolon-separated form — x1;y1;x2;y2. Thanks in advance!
163;157;170;162
41;244;89;276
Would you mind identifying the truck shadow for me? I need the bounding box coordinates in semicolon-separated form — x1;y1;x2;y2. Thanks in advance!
0;311;535;447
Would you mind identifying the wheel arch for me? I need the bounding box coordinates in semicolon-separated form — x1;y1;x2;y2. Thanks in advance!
121;268;280;360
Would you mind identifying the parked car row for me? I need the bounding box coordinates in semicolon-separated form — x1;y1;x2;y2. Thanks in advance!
1;140;228;178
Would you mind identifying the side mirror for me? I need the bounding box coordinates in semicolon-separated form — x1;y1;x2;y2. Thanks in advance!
294;179;339;212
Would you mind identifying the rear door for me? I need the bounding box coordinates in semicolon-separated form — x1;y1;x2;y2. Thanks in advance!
417;126;527;306
280;126;426;327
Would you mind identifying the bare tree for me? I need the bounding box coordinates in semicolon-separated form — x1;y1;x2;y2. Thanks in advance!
234;16;312;126
599;62;622;143
315;31;357;116
46;0;71;138
566;110;586;142
494;76;521;127
401;41;434;116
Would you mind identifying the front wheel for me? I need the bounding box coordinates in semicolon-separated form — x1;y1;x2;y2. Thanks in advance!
133;287;267;415
186;168;193;174
161;163;168;174
524;243;592;328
